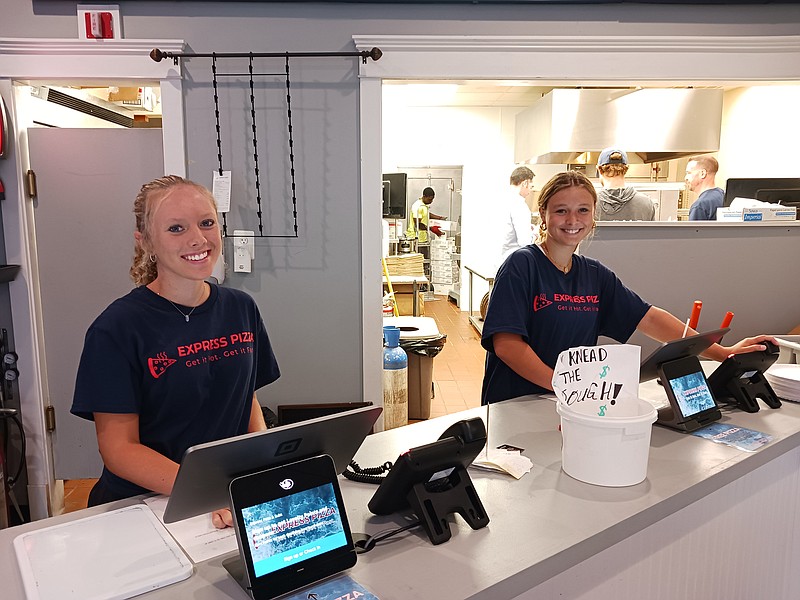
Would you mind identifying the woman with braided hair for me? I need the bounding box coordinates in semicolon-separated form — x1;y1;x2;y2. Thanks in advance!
72;175;280;527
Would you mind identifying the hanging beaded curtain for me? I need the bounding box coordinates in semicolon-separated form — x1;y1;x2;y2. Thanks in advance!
150;47;382;238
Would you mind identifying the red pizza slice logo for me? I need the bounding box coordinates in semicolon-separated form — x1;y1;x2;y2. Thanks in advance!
148;352;177;379
533;293;552;312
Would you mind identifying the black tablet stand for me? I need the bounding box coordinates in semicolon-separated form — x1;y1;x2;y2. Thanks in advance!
406;464;489;545
655;395;721;433
655;356;722;433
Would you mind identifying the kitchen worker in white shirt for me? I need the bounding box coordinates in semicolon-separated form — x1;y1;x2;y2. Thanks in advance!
499;166;536;262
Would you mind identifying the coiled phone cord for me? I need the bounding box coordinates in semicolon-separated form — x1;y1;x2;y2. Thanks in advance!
342;459;393;484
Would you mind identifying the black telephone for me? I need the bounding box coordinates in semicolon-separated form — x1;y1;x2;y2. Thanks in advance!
707;341;781;413
367;417;489;545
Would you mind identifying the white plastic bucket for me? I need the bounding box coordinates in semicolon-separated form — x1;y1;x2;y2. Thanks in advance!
557;398;657;487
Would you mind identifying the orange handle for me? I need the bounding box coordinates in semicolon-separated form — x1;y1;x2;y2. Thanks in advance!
688;300;703;331
720;311;734;328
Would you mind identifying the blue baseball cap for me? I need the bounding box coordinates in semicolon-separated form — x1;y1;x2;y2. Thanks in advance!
598;148;628;166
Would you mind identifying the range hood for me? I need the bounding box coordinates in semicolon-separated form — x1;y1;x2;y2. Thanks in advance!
515;88;723;165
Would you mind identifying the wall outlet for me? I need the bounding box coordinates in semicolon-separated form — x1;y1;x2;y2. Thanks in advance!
77;4;121;40
232;230;255;273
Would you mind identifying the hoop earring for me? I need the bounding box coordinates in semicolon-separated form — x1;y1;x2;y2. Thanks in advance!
540;222;547;231
149;254;157;263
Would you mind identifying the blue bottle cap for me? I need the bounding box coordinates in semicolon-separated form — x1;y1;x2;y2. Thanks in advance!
383;325;401;347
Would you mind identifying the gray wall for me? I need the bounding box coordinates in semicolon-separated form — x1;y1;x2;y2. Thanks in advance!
4;2;800;411
585;223;800;357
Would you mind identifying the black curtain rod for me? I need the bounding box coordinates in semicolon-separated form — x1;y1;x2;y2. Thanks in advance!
150;48;382;65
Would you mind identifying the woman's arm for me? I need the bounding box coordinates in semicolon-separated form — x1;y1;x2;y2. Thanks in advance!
636;306;772;361
212;395;268;529
94;412;179;496
493;332;555;391
248;394;267;432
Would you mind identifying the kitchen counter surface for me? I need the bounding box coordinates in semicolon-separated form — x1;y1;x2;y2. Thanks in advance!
2;391;800;599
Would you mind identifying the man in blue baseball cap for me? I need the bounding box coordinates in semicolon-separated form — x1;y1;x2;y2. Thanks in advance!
595;148;656;221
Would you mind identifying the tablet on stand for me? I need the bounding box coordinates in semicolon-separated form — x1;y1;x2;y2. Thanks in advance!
226;455;357;600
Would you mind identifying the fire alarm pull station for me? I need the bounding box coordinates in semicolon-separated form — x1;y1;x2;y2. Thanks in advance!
77;5;121;40
85;12;113;39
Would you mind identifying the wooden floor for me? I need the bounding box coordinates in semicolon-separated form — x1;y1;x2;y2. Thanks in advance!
63;297;485;513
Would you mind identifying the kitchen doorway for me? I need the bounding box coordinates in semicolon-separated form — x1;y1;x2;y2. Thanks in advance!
1;38;184;519
362;33;800;409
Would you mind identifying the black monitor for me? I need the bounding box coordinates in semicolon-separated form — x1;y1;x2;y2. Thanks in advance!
723;178;800;207
382;172;407;218
755;188;800;218
163;405;382;523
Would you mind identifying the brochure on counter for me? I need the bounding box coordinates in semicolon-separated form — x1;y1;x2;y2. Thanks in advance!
691;423;773;452
282;574;379;600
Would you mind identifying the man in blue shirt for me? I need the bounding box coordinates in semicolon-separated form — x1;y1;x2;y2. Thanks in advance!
686;155;724;220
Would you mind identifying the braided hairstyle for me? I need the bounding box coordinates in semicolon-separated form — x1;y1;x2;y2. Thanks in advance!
536;170;597;244
129;175;218;286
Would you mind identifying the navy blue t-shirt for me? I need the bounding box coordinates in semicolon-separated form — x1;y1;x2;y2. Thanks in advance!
481;245;650;404
688;187;724;221
71;283;280;499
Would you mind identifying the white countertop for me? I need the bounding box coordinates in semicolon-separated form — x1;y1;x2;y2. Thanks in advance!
3;390;800;599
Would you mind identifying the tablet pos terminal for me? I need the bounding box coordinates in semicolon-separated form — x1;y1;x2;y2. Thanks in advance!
656;355;722;432
227;455;356;600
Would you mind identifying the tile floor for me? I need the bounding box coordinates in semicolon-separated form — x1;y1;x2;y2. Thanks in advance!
63;296;485;513
424;294;486;417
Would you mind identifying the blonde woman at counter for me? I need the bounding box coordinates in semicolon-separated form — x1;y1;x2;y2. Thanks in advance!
481;170;774;404
70;176;280;527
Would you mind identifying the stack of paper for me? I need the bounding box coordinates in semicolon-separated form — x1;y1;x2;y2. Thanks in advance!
764;364;800;402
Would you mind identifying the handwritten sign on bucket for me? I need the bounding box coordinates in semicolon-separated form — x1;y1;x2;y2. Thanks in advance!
552;344;641;417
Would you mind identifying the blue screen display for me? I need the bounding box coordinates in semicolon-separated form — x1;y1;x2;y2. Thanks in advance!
668;371;716;417
241;483;347;579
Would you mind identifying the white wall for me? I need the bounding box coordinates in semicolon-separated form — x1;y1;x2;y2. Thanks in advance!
718;84;800;185
382;98;526;309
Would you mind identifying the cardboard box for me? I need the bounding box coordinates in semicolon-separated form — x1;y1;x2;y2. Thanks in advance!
394;292;425;316
407;353;434;419
716;206;797;221
430;219;456;232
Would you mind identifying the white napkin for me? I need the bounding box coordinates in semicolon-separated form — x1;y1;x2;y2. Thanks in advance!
471;447;533;479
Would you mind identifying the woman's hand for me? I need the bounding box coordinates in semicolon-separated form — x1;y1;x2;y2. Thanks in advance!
212;508;233;529
715;334;777;360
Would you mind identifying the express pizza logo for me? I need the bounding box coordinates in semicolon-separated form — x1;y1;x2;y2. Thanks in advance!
148;352;177;379
532;293;553;312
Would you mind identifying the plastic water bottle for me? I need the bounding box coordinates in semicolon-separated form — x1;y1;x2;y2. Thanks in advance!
382;326;408;430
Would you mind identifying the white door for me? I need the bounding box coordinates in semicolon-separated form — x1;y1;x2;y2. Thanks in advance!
28;127;164;479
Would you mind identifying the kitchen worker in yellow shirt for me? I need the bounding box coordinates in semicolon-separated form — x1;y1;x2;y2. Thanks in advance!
406;187;446;243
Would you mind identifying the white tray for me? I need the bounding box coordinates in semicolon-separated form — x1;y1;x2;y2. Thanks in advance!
14;504;193;600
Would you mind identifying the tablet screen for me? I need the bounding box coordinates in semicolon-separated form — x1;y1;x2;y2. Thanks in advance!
229;455;356;600
241;482;348;578
667;370;716;418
